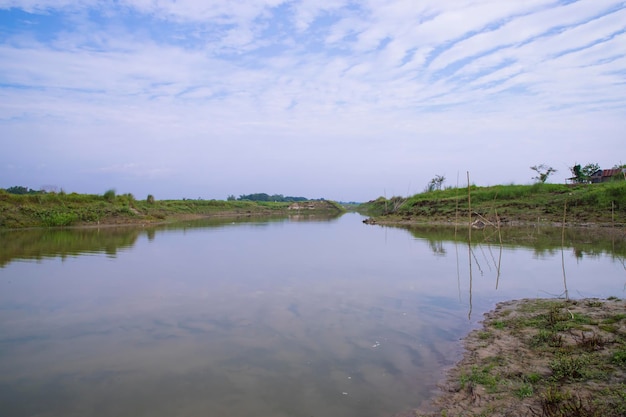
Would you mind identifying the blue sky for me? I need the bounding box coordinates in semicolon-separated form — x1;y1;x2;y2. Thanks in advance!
1;0;624;202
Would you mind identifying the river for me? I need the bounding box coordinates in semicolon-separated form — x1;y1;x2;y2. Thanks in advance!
0;213;624;417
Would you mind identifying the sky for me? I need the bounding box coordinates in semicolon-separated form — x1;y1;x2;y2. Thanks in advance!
0;1;624;202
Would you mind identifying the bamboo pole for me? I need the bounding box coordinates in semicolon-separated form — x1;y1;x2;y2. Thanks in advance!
561;200;569;300
467;171;473;320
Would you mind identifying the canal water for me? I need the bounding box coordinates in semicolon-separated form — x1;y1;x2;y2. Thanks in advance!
0;213;624;417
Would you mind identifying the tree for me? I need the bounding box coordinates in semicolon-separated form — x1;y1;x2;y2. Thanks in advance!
4;186;43;194
236;193;308;202
570;163;600;184
103;188;116;202
530;164;557;183
6;186;30;194
427;175;446;192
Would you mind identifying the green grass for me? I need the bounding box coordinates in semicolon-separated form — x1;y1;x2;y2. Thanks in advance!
0;190;345;229
445;299;626;417
515;383;535;399
359;181;626;225
460;365;501;393
550;354;591;381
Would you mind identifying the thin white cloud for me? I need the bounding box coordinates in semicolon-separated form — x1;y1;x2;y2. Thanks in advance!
0;0;624;200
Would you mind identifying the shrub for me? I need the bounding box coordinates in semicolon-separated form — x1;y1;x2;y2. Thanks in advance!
103;189;116;202
39;211;78;227
550;354;590;380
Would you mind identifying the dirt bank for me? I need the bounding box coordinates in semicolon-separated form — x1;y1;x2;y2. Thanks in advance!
413;298;626;417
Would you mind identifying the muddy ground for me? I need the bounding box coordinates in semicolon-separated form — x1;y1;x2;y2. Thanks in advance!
411;298;626;417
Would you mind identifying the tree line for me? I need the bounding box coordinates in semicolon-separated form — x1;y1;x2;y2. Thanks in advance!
2;186;46;195
228;193;321;202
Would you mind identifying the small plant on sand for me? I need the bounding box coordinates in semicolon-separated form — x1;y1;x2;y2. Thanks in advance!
516;383;534;399
477;331;492;340
493;320;506;330
612;348;626;365
573;331;606;352
550;354;590;381
585;300;604;307
603;313;626;325
460;365;500;393
531;329;563;348
525;372;542;384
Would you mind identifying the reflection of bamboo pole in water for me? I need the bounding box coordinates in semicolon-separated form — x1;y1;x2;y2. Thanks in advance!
455;171;461;301
455;242;461;302
479;244;491;272
467;171;473;320
487;244;496;267
612;201;615;228
561;201;569;300
495;208;503;289
472;246;484;275
468;239;473;320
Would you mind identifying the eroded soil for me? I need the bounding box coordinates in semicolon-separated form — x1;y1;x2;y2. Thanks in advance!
412;298;626;417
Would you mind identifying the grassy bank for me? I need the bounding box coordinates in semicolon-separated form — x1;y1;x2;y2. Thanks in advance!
359;182;626;226
416;298;626;417
0;190;345;229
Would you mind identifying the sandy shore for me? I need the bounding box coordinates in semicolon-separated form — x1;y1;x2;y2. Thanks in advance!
412;297;626;417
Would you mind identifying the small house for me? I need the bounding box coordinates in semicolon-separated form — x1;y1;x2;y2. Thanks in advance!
589;168;626;183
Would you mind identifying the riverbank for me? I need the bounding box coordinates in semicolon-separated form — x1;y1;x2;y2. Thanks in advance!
358;182;626;229
413;298;626;417
0;191;344;229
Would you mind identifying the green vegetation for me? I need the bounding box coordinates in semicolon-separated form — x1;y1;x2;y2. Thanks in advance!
234;193;314;202
4;185;45;195
0;188;344;229
531;164;557;184
448;299;626;416
570;162;601;184
0;226;142;267
419;298;626;416
359;181;626;225
402;222;626;260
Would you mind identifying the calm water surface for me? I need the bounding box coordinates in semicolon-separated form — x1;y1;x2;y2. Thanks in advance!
0;213;624;417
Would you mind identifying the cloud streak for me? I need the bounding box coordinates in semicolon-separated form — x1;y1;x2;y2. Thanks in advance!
0;0;624;201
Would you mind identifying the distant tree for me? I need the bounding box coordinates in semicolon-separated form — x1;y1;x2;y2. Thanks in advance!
238;193;270;201
570;163;600;184
6;186;30;194
227;195;236;201
427;175;446;192
146;194;155;204
530;164;557;183
103;188;116;202
5;186;43;195
237;193;308;202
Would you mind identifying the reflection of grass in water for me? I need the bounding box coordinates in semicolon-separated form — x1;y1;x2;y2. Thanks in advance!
0;227;142;266
404;224;626;259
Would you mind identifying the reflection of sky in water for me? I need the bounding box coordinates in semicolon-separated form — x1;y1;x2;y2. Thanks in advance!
0;214;624;417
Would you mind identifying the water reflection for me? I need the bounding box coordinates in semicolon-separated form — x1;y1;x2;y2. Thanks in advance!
0;215;624;417
398;223;626;319
0;214;341;268
402;224;626;259
0;227;141;267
